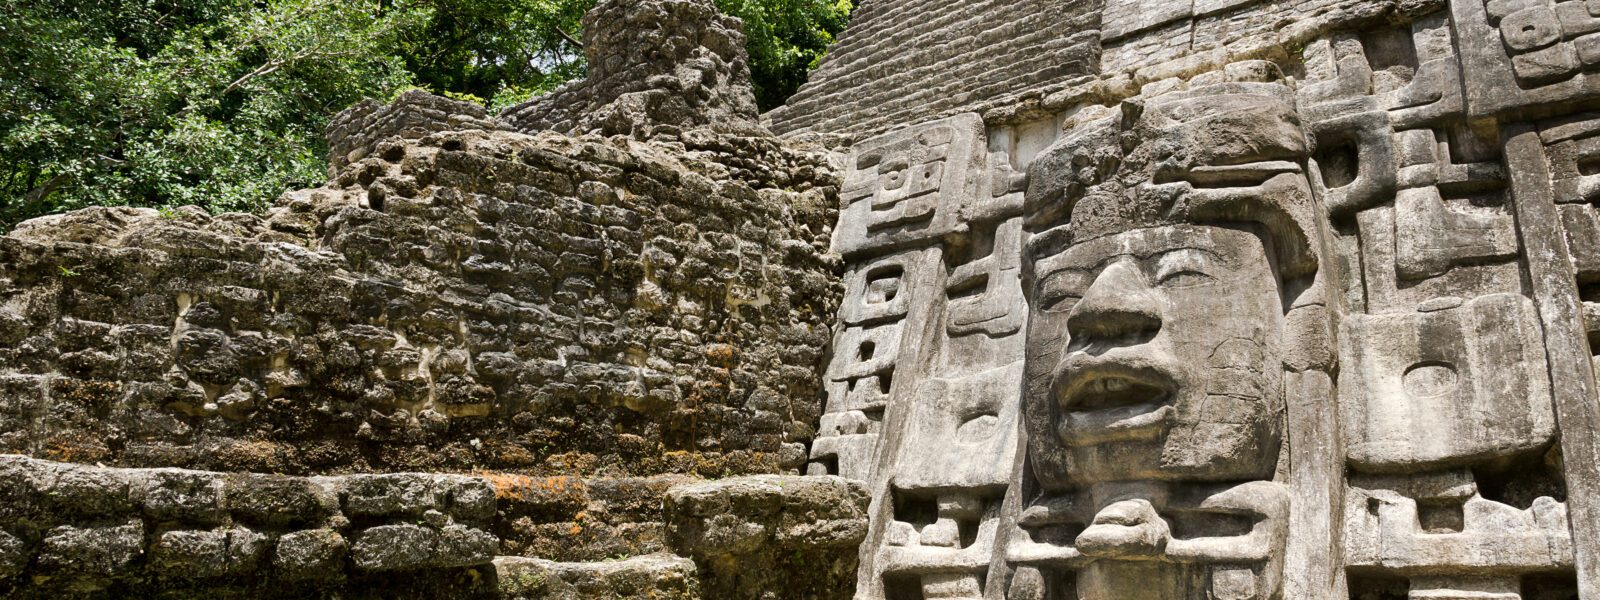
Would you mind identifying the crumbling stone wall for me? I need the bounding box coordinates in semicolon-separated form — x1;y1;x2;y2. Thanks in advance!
498;0;762;138
0;455;867;598
0;119;837;479
0;0;873;596
325;90;497;174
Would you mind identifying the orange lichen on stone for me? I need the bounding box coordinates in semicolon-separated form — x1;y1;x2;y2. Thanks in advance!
485;472;590;517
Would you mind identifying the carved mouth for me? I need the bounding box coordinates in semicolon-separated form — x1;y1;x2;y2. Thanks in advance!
1155;160;1303;189
1183;160;1302;188
1054;357;1178;446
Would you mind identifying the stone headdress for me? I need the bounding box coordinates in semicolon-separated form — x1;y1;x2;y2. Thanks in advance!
1024;66;1321;284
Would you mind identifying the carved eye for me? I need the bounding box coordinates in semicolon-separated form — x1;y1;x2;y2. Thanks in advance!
1157;270;1212;287
1036;269;1091;313
879;160;909;191
1154;249;1216;288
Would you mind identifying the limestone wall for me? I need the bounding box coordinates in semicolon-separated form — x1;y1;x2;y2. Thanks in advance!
0;1;870;595
765;0;1102;140
770;0;1453;141
802;1;1600;599
498;0;761;138
0;455;866;598
0;120;837;479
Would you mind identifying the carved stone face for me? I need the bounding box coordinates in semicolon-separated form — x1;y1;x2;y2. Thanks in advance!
1024;224;1285;486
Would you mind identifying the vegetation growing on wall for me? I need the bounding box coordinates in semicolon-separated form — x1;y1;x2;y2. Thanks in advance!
0;0;852;226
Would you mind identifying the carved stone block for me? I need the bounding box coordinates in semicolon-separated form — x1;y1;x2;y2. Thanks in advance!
1345;477;1572;573
944;218;1025;338
894;362;1022;492
832;114;986;258
842;249;936;327
1456;0;1600;117
1340;294;1555;471
1357;206;1526;314
878;491;1000;597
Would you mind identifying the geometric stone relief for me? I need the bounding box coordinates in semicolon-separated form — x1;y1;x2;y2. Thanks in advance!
893;362;1023;493
824;110;1038;599
1300;12;1465;217
821;19;1600;593
813;300;914;480
1290;8;1590;596
1339;293;1555;471
818;4;1600;599
944;218;1026;338
1390;129;1518;282
1345;470;1574;596
1004;481;1290;600
832;113;987;258
1355;203;1527;315
878;363;1022;598
1542;114;1600;283
815;248;942;482
1455;0;1600;118
841;249;933;326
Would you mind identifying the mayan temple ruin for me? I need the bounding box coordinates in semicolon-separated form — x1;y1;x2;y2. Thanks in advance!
6;0;1600;597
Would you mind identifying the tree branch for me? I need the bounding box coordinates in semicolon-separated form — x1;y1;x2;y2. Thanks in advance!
554;26;583;50
23;173;71;206
220;60;285;96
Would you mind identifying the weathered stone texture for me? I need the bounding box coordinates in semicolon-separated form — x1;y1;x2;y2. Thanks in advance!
495;553;702;599
765;0;1103;139
0;121;837;479
0;455;499;596
773;0;1454;140
18;0;1600;596
0;456;866;598
666;475;869;599
789;0;1600;597
498;0;761;138
326;90;497;174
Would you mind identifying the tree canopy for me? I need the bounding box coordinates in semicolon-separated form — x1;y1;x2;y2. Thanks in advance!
0;0;852;226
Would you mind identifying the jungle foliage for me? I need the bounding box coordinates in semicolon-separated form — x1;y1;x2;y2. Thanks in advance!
0;0;851;226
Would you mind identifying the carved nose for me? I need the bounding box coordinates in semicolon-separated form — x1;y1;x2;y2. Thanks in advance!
1066;260;1162;341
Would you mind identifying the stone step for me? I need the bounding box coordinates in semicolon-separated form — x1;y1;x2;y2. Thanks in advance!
493;553;699;599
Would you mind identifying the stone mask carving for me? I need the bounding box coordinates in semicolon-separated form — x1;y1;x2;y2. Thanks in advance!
1023;80;1316;492
1029;223;1284;485
1013;74;1318;600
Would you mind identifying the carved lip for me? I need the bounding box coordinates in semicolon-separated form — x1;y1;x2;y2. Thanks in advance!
1053;354;1178;446
1173;160;1303;188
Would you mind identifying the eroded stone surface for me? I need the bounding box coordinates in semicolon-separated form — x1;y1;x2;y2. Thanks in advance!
11;0;1600;597
665;475;868;597
495;553;701;599
796;1;1600;595
498;0;761;139
0;104;837;481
